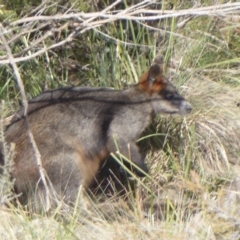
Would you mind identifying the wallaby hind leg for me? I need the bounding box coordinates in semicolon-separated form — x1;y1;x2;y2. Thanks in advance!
107;138;148;177
44;150;100;205
14;149;99;207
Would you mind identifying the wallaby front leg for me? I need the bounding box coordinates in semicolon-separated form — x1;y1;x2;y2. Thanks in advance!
107;138;148;177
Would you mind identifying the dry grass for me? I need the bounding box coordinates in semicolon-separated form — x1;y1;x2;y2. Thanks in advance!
0;0;240;239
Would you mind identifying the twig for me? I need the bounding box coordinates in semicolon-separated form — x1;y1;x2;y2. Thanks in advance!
82;0;122;26
0;23;52;212
23;0;54;18
0;31;75;64
0;22;50;53
8;2;240;26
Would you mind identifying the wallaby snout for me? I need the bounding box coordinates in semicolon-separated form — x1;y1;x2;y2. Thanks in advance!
180;100;192;115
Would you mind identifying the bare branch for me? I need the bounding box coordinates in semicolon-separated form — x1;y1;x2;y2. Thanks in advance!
8;2;240;26
0;32;74;64
0;22;50;53
0;2;239;65
0;25;28;112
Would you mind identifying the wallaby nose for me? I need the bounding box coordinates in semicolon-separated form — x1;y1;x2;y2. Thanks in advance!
186;104;192;113
180;101;192;115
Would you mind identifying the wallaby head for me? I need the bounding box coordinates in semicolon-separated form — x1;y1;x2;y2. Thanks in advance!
138;56;192;115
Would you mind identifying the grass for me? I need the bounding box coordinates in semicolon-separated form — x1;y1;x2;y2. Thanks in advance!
1;0;240;239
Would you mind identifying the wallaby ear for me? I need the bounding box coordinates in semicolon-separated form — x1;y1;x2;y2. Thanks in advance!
138;55;165;93
147;63;163;83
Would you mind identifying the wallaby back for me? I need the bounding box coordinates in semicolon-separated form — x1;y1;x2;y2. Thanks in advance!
0;56;192;209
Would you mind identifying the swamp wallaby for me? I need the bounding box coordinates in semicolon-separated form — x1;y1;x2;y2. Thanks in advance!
0;56;192;207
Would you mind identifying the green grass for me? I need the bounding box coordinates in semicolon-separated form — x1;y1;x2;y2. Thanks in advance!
0;0;240;239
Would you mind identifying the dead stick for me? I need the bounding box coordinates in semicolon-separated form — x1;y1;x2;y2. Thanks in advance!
0;23;51;211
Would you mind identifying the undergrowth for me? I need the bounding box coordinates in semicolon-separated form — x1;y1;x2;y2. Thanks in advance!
0;0;240;239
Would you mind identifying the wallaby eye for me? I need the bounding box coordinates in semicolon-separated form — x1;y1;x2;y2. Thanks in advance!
166;93;174;100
